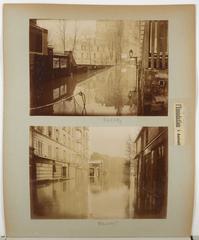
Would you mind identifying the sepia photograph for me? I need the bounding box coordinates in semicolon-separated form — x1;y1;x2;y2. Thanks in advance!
30;20;168;116
2;2;196;237
29;126;168;219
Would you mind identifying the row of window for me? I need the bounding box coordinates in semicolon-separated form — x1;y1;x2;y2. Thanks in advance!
136;143;166;187
80;43;113;52
53;57;68;69
35;127;88;148
136;127;166;153
37;140;68;161
75;52;113;60
35;139;88;162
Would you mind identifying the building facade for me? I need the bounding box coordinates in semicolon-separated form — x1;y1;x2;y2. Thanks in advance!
73;20;119;66
30;20;74;115
89;159;104;178
29;126;89;183
138;21;168;116
132;127;168;218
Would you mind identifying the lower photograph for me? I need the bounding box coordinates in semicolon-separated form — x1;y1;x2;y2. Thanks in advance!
29;126;168;219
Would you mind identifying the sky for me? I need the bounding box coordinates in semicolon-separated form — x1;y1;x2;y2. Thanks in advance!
89;127;141;158
37;20;97;51
37;20;96;37
36;19;140;54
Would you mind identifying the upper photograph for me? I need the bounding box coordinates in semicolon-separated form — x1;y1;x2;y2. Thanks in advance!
29;20;168;116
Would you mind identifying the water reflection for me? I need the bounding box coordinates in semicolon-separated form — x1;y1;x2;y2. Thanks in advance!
53;64;137;115
88;176;130;219
31;169;133;219
31;171;89;219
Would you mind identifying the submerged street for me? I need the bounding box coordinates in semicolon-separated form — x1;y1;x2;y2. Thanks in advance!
31;172;133;219
30;127;168;219
30;20;168;116
53;64;138;116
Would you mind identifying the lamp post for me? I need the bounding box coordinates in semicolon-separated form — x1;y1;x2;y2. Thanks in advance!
129;49;138;92
129;49;141;115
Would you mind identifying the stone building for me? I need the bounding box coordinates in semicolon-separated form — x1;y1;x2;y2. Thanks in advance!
73;21;119;66
29;126;89;182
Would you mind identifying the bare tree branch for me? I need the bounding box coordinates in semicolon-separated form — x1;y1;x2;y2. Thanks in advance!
58;19;67;51
72;21;78;52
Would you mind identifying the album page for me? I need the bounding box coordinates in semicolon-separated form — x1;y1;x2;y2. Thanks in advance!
3;4;195;238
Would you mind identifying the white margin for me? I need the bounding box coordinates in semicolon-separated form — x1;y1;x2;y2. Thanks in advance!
0;1;5;238
192;2;199;237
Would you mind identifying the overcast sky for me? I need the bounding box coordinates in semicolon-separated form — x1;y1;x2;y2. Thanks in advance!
89;127;141;158
37;20;97;36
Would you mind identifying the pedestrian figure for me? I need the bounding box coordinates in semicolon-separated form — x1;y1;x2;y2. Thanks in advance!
128;90;136;107
128;90;137;115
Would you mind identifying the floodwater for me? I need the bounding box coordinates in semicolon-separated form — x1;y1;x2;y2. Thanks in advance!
31;171;133;219
30;171;89;219
88;176;130;219
53;64;138;116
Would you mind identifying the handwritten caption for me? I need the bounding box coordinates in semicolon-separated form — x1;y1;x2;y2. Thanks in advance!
97;221;118;226
103;117;122;125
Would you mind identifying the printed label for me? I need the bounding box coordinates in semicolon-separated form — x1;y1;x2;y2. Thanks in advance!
174;103;185;145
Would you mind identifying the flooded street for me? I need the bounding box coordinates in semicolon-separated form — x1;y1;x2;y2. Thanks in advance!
88;177;129;219
53;64;138;116
31;172;133;219
30;172;89;219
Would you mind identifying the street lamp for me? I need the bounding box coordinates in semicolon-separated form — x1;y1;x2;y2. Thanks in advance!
128;49;141;115
129;49;134;59
129;49;138;91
